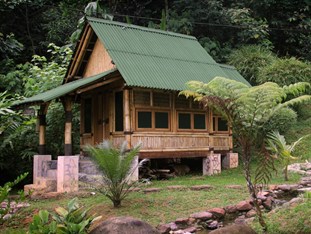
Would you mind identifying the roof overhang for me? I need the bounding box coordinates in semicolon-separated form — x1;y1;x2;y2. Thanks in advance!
13;68;119;108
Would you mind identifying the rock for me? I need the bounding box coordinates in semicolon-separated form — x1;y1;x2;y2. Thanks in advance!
175;218;189;225
300;163;311;171
234;215;246;225
207;220;219;230
167;185;187;190
187;218;196;225
274;199;287;206
245;209;257;218
257;191;270;197
209;224;256;234
3;214;12;220
90;217;160;234
257;194;267;201
277;184;291;191
288;197;303;205
225;185;243;189
208;208;226;219
182;226;197;233
297;187;311;192
224;205;237;214
289;184;298;191
189;211;213;221
236;201;252;211
190;185;213;191
269;184;278;190
157;224;171;234
263;197;274;210
143;188;162;193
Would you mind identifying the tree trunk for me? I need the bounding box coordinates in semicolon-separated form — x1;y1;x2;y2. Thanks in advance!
284;166;289;181
241;143;267;232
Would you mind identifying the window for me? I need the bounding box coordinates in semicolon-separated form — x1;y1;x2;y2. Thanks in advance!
134;91;150;106
137;110;169;130
178;113;191;129
138;111;152;128
153;92;170;107
177;112;207;130
213;116;228;132
115;91;123;131
83;98;92;133
155;112;169;128
194;114;206;129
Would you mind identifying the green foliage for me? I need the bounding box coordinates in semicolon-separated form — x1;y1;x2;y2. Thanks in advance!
85;141;145;208
28;198;101;234
29;210;57;234
258;57;311;86
0;173;28;222
228;45;276;85
20;44;72;97
266;131;305;181
262;107;297;134
181;78;311;230
228;8;272;47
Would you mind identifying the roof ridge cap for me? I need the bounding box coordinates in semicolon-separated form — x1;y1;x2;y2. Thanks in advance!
86;16;196;40
108;48;219;65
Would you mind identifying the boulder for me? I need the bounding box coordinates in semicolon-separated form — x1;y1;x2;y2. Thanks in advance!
263;197;274;210
189;211;213;221
208;208;226;218
182;226;197;233
236;201;252;211
209;224;256;234
175;217;189;225
224;205;237;214
90;217;160;234
157;222;178;234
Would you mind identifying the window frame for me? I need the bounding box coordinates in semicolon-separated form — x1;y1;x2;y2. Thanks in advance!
212;116;229;133
135;108;171;131
177;111;207;131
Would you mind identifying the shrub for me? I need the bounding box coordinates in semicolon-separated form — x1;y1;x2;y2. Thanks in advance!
262;107;297;134
28;197;101;234
258;57;311;86
85;141;146;208
0;173;28;222
228;45;276;85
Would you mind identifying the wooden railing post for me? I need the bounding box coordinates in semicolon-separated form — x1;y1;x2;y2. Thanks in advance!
38;103;49;154
63;97;73;155
123;89;131;148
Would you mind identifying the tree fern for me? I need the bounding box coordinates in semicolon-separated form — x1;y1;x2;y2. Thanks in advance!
181;77;311;230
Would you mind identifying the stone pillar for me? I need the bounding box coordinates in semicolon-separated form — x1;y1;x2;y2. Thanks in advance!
38;104;49;154
57;156;79;193
33;155;52;184
63;97;72;156
223;153;239;169
128;156;139;182
203;153;221;176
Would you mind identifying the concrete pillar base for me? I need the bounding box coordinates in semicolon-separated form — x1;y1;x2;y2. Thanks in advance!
203;154;221;176
223;153;239;169
57;156;79;193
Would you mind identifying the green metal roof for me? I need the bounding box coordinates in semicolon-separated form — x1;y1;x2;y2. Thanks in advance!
14;68;118;106
87;17;250;90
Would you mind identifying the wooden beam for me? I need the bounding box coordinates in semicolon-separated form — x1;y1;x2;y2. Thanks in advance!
124;89;131;148
63;97;73;155
76;76;121;94
38;103;49;154
66;25;92;82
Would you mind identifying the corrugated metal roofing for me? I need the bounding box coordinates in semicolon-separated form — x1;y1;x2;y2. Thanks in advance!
87;17;250;90
14;68;117;106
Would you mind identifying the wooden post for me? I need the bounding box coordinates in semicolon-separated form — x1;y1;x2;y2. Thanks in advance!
63;97;73;156
123;89;131;148
38;103;49;154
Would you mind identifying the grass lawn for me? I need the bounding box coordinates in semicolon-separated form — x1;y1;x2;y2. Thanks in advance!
1;164;302;234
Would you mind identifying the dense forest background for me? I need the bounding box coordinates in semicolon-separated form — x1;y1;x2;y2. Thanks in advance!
1;0;311;185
